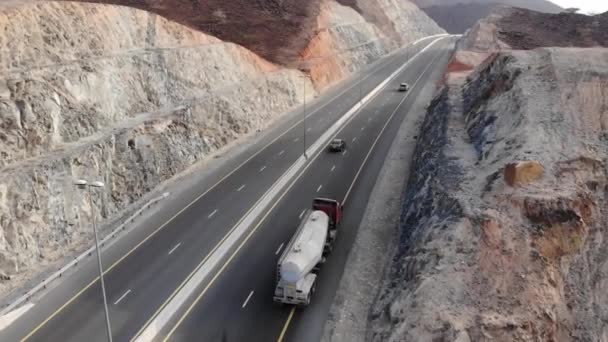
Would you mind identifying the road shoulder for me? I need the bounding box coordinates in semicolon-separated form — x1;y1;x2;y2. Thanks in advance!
321;43;453;342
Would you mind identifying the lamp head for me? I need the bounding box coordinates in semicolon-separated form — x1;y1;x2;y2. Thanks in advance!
90;181;105;188
74;179;87;189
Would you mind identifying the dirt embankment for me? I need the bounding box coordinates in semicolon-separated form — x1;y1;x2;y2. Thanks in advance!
371;7;608;342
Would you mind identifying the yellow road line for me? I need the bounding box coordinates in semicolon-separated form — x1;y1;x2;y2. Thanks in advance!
274;38;447;342
163;37;449;342
133;44;416;342
161;95;357;341
21;57;384;342
277;307;296;342
161;60;378;342
342;40;445;206
21;38;439;342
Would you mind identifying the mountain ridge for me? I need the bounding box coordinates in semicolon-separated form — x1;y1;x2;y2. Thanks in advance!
412;0;564;33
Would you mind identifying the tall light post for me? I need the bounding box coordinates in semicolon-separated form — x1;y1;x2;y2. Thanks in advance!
303;76;307;159
301;68;311;160
359;69;363;105
74;179;113;342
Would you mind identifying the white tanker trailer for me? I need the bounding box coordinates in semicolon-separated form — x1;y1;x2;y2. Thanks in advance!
273;198;343;306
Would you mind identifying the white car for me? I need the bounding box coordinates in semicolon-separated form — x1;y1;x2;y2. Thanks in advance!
399;83;410;92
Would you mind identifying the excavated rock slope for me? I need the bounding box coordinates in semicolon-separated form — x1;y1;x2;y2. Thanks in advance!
372;8;608;342
0;1;310;294
72;0;444;66
412;0;563;33
0;1;443;298
302;0;444;88
485;7;608;49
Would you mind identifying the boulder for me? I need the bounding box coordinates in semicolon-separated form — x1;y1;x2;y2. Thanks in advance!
504;161;544;186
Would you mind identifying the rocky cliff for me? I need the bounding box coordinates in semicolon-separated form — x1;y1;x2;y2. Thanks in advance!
70;0;445;67
0;1;443;299
412;0;563;33
303;0;445;88
372;7;608;342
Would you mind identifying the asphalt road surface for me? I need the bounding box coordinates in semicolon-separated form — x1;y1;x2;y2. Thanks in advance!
2;36;449;342
159;38;455;342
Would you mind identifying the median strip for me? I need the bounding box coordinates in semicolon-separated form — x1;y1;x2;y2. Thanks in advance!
132;36;448;342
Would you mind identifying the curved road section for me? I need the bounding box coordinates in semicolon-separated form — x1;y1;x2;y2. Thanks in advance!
1;36;454;342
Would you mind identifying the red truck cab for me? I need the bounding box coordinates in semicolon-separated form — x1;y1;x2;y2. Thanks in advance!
312;198;342;243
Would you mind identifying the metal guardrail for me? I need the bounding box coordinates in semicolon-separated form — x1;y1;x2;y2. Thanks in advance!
0;192;170;316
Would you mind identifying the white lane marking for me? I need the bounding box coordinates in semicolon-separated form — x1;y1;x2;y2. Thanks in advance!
352;137;357;142
278;150;285;156
331;165;336;172
275;243;284;255
133;36;451;342
259;166;266;172
114;289;132;305
361;127;365;131
237;184;246;192
294;137;300;142
341;150;347;156
208;209;218;219
343;39;446;206
299;210;306;219
168;243;182;255
317;185;323;192
242;291;254;308
306;127;311;132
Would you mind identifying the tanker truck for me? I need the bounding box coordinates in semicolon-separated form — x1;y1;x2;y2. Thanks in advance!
273;198;343;306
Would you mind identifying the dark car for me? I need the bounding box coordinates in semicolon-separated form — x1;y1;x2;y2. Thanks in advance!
328;138;346;152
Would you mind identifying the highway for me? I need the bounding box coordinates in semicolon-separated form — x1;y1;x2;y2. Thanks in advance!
155;38;454;341
1;36;450;342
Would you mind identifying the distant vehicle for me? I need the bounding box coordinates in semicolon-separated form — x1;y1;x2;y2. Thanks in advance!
273;198;343;305
328;138;346;152
399;82;410;92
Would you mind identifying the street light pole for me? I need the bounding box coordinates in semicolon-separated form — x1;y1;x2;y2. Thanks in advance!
76;179;113;342
301;72;309;160
359;71;362;105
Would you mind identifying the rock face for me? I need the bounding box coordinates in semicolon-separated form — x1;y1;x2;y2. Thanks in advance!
372;8;608;342
0;1;443;297
478;7;608;49
504;161;545;187
413;0;563;11
303;0;444;88
412;0;563;33
0;1;312;294
70;0;445;66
